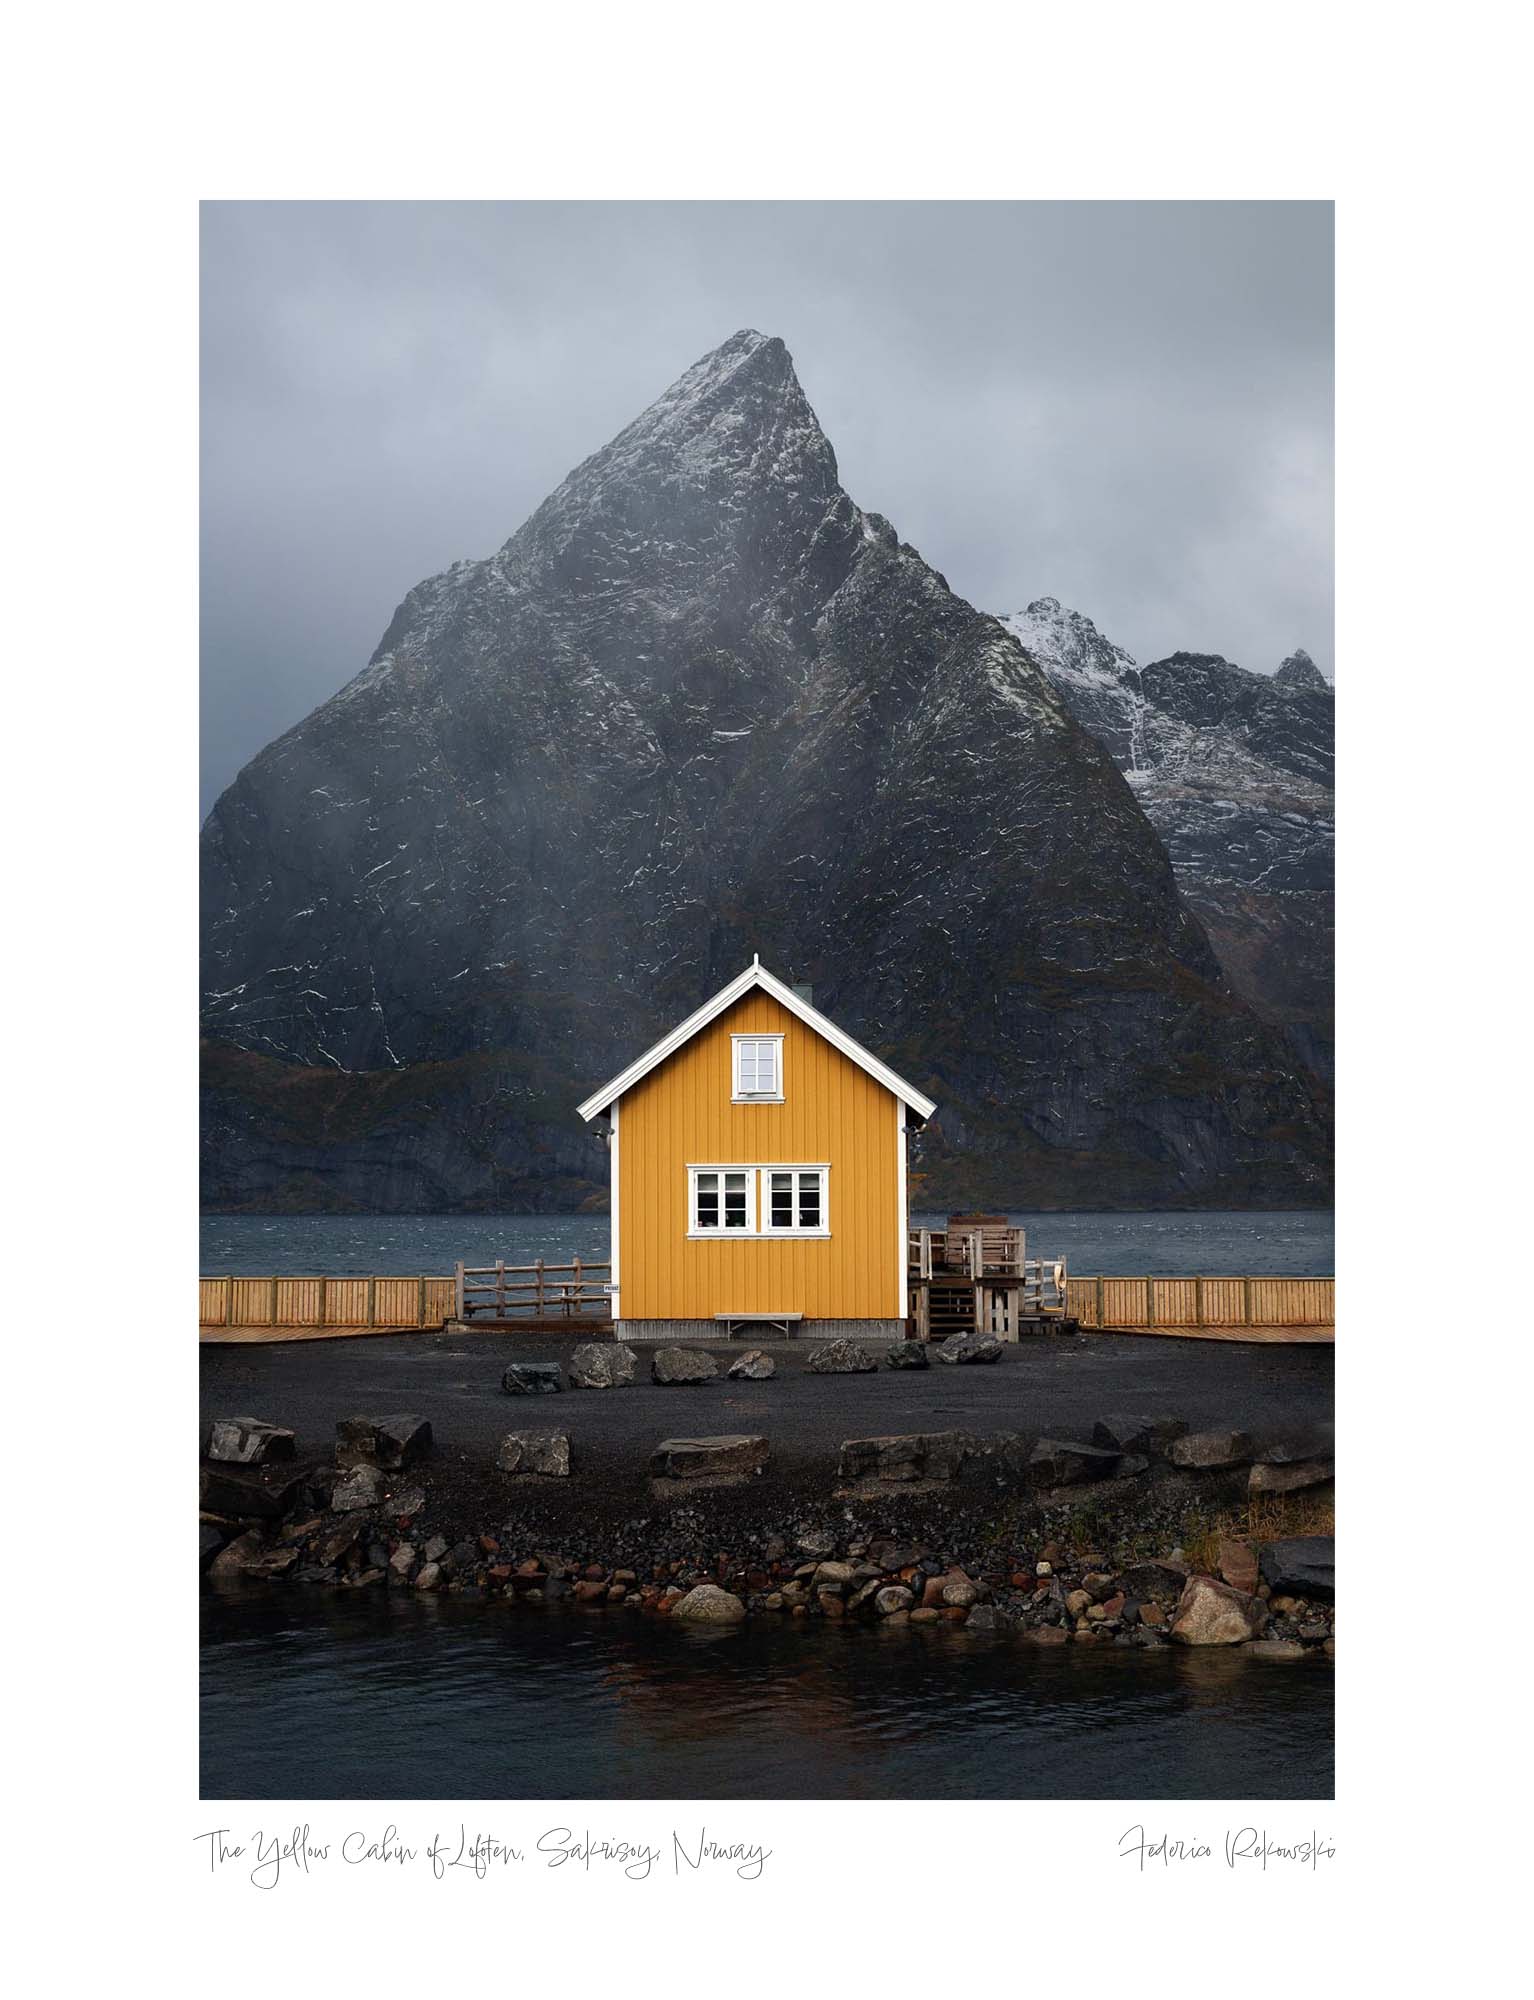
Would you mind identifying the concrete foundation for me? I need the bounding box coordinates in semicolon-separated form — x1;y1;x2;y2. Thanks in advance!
615;1318;906;1345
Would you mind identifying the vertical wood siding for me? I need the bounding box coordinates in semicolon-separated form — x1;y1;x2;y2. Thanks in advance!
618;992;899;1320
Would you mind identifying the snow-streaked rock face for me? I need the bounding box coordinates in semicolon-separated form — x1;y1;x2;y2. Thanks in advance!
1002;599;1333;1082
201;332;1331;1211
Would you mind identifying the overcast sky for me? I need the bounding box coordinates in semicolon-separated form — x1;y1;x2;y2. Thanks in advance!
201;201;1332;817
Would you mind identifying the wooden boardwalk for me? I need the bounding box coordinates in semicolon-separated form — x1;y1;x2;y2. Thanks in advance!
1100;1319;1333;1346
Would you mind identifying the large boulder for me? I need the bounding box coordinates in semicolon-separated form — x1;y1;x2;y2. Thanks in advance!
1025;1438;1122;1488
568;1343;638;1389
1215;1536;1260;1594
838;1433;968;1484
199;1463;303;1521
934;1333;1003;1365
670;1584;747;1625
727;1350;776;1380
206;1417;296;1465
335;1414;433;1471
1248;1457;1334;1494
496;1431;572;1478
1170;1575;1265;1646
1166;1428;1254;1471
651;1345;719;1385
208;1528;268;1578
1091;1413;1186;1455
649;1435;769;1480
502;1362;564;1395
1259;1536;1334;1601
807;1338;878;1374
885;1341;930;1369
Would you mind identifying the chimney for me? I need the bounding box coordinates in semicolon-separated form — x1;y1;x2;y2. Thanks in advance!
791;981;814;1007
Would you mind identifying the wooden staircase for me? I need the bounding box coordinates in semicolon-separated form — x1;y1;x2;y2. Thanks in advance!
924;1277;979;1339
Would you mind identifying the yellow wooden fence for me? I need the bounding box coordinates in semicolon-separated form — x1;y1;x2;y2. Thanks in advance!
1067;1274;1334;1329
199;1275;458;1330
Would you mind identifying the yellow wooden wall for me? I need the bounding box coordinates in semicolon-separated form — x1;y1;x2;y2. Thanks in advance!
616;991;901;1320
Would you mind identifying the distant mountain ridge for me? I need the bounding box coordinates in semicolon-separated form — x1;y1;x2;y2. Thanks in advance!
1002;598;1333;1082
201;331;1331;1212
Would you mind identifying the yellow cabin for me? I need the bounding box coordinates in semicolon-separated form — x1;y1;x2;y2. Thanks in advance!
577;959;937;1343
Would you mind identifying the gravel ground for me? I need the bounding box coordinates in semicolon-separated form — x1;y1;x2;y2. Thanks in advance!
200;1328;1333;1467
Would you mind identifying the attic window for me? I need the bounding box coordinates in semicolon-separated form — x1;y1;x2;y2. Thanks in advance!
732;1034;784;1101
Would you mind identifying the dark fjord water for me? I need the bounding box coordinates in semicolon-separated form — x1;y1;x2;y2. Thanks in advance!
202;1591;1333;1801
201;1209;1334;1278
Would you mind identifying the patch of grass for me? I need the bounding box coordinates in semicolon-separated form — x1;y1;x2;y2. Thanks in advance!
1181;1491;1335;1574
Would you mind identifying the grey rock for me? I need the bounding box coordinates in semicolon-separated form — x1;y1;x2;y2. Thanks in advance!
1024;1438;1121;1487
1258;1536;1334;1601
496;1431;572;1478
199;1463;303;1521
502;1362;564;1395
1241;1638;1308;1660
884;1341;930;1369
934;1333;1003;1365
726;1349;776;1380
869;1540;925;1570
387;1485;426;1519
206;1417;297;1465
1166;1428;1254;1470
208;1528;267;1578
1090;1413;1187;1455
965;1604;1001;1633
838;1432;969;1484
1121;1560;1188;1604
671;1584;748;1625
331;1464;386;1512
568;1343;637;1389
651;1345;719;1385
807;1338;878;1374
335;1413;433;1471
1248;1457;1334;1494
649;1434;768;1479
795;1527;838;1558
875;1585;915;1615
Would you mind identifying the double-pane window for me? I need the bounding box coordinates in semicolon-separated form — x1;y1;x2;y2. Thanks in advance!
692;1169;750;1230
690;1165;827;1235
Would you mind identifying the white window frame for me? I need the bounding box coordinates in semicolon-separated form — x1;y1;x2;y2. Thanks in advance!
760;1165;829;1236
687;1164;830;1238
731;1033;784;1102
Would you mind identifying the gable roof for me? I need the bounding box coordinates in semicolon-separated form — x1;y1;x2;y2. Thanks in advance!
576;958;937;1123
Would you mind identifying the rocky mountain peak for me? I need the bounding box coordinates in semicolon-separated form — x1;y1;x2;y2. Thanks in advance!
1275;647;1329;691
202;343;1331;1213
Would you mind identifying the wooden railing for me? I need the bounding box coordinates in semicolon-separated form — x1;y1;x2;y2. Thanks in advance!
908;1225;1026;1278
454;1259;613;1321
1068;1275;1334;1329
199;1275;457;1330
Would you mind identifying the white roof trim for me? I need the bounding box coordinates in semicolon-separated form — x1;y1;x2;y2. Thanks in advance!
576;961;937;1123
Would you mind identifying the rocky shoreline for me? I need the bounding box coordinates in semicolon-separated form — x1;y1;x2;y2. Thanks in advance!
202;1340;1335;1660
